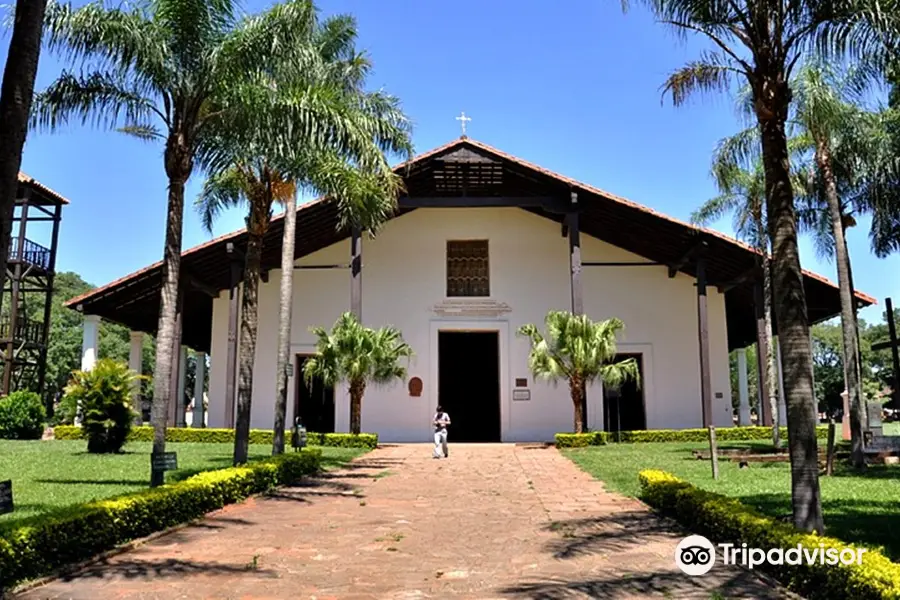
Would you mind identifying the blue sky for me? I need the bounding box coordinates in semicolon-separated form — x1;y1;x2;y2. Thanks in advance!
5;0;898;323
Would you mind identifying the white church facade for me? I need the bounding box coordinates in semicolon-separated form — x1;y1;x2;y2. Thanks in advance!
68;138;872;442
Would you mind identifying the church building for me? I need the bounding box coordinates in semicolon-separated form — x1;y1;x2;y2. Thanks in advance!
66;138;873;442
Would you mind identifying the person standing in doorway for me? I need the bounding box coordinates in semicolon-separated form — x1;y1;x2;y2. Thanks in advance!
433;405;451;458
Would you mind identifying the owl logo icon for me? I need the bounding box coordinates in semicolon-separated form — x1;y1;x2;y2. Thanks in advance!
675;535;716;575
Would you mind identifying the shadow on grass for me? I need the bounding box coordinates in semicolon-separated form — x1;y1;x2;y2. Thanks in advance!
739;492;900;561
497;567;783;599
34;478;146;486
62;558;277;581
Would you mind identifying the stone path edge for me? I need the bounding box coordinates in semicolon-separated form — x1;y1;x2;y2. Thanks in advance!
5;475;317;599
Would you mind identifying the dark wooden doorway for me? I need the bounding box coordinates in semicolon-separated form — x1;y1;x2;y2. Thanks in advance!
294;354;335;433
603;353;646;437
438;331;501;442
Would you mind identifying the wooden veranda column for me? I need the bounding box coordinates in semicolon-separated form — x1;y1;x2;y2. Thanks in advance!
224;243;242;429
753;281;773;426
567;192;587;431
167;289;183;426
568;210;583;315
887;298;900;410
351;226;362;320
696;255;713;427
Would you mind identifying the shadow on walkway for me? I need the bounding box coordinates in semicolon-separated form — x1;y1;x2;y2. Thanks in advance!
60;558;277;582
542;511;677;560
498;568;782;599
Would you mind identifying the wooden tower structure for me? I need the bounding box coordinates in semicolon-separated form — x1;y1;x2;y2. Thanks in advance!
0;173;65;400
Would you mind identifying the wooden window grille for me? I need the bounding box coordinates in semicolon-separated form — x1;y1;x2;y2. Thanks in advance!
446;240;490;297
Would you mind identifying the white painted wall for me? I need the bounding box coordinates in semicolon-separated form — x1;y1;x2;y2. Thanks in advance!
207;207;733;441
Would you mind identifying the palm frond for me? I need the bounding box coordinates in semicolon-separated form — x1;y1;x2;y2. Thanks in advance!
195;166;249;233
661;53;739;107
118;123;163;141
43;1;171;90
30;70;159;132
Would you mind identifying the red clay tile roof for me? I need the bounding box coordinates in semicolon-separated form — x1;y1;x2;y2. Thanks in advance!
18;172;71;205
64;137;876;311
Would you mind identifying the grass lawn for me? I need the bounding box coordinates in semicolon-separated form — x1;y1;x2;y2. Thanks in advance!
884;422;900;435
0;440;364;524
565;440;900;561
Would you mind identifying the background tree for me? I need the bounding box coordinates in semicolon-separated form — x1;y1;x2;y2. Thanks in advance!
691;139;783;446
303;312;411;435
0;0;48;298
517;311;640;434
34;0;324;485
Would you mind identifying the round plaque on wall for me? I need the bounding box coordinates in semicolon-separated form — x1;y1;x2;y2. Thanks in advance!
408;376;423;397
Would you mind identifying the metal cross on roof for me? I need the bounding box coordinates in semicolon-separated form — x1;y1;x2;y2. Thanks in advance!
455;111;471;137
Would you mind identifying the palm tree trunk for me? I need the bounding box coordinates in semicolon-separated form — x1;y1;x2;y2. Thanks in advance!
349;379;365;435
757;95;824;533
570;376;584;434
233;197;270;465
763;256;781;447
272;192;297;455
0;0;48;301
815;139;864;469
150;135;192;486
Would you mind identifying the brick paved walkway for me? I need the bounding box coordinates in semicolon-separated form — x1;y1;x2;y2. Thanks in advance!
16;444;787;599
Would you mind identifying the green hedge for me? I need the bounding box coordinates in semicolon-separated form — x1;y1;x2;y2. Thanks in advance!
639;470;900;600
0;450;321;590
556;425;830;448
53;425;378;449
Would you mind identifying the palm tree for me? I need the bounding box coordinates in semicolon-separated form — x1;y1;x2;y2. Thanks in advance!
691;151;783;447
269;153;408;455
517;311;640;434
788;62;889;469
272;188;297;454
621;0;857;533
197;166;294;464
197;13;412;462
32;0;330;485
303;312;412;435
0;0;49;299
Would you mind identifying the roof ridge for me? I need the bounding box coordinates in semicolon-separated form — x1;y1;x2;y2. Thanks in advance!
64;137;877;308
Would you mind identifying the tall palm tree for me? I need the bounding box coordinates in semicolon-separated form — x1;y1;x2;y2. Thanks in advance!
34;0;396;484
303;312;412;435
788;62;888;469
691;151;783;447
198;13;412;462
517;311;640;434
197;166;294;464
621;0;858;532
0;0;48;299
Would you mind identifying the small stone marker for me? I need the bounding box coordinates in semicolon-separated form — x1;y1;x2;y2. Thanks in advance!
151;451;178;472
0;480;13;515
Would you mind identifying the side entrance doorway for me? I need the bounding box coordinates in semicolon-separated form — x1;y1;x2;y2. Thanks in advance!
294;354;335;433
603;353;646;438
438;331;501;442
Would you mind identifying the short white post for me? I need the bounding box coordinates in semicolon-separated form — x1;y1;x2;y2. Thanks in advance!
776;338;787;426
737;348;751;426
78;315;101;426
176;347;187;427
193;351;206;428
129;331;143;424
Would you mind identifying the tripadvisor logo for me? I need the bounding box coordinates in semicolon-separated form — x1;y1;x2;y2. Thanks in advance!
675;535;867;575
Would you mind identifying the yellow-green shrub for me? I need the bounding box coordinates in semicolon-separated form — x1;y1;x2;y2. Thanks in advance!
53;425;378;449
638;470;900;600
556;426;829;447
0;450;321;590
